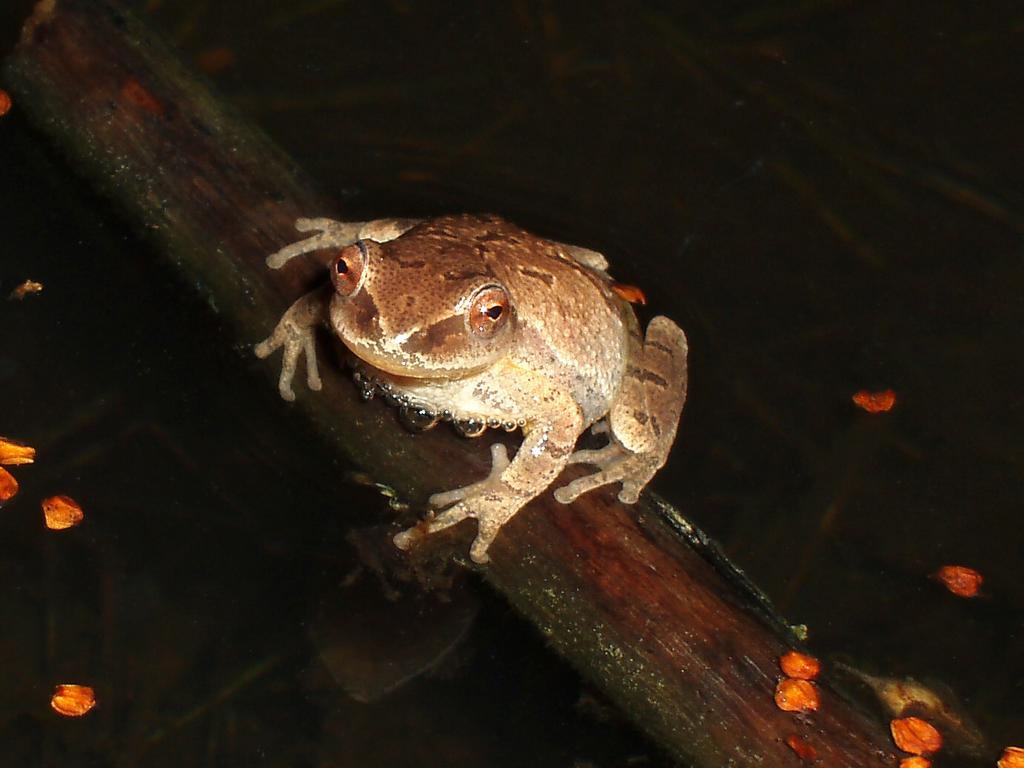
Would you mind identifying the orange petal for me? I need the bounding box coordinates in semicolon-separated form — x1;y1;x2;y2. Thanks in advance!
852;389;897;413
42;495;84;530
774;678;820;713
0;436;35;465
611;282;647;305
899;757;931;768
784;734;818;761
932;564;983;598
891;716;942;755
0;467;18;502
0;88;11;117
8;279;44;300
779;650;820;680
999;747;1024;768
50;684;96;717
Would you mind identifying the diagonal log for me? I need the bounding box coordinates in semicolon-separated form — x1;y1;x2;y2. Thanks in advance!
3;1;899;764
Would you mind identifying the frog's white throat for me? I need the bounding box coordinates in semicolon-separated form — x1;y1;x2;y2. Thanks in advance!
348;361;525;439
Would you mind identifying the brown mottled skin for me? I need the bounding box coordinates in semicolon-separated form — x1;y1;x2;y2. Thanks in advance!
256;214;688;563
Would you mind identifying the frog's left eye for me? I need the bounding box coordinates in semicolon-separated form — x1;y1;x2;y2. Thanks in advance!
330;241;367;297
467;285;511;337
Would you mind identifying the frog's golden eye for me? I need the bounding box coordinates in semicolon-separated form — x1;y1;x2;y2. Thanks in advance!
467;285;511;337
330;241;367;297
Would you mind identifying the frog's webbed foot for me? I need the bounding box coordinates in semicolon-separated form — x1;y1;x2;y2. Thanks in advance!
553;443;657;505
254;289;328;401
393;443;516;564
426;443;511;509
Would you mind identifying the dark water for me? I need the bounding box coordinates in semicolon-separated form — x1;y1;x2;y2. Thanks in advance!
1;2;1021;766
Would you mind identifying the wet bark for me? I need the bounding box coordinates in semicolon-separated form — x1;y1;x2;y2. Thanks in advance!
3;1;899;765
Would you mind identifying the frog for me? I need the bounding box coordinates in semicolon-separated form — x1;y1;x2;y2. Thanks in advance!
255;214;688;564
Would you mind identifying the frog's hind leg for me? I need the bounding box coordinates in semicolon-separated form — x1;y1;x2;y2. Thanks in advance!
554;316;687;504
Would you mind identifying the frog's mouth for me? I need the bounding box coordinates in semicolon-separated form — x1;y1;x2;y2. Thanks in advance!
341;338;494;381
347;361;523;438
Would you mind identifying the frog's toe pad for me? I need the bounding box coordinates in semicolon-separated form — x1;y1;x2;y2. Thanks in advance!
253;337;275;359
392;528;416;552
618;482;641;504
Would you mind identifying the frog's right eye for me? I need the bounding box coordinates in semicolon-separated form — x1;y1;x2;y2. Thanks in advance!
330;241;367;296
467;284;512;338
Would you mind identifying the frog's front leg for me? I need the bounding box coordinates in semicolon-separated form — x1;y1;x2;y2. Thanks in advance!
254;288;330;401
394;399;583;564
256;217;424;399
265;216;421;269
554;316;688;504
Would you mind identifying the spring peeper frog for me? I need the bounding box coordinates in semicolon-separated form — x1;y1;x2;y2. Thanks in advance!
255;214;688;563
